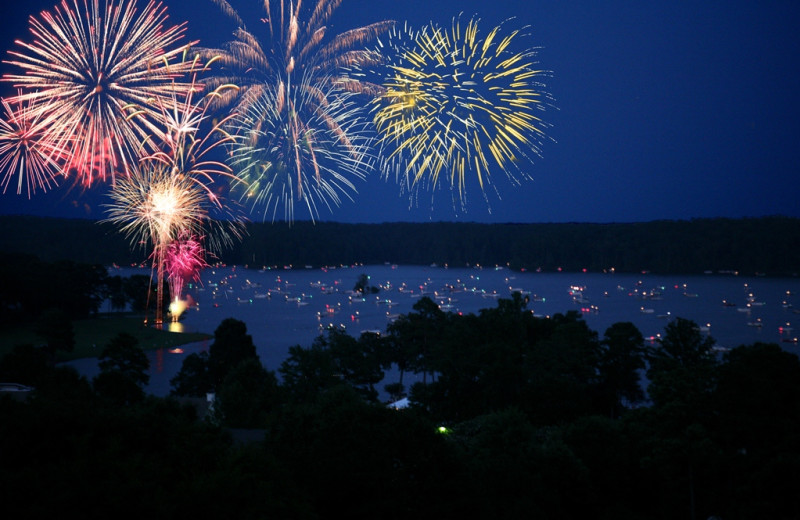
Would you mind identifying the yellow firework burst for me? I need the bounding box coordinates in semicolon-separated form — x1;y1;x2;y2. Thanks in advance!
371;17;554;210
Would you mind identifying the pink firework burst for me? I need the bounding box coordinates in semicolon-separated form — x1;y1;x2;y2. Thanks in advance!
0;92;66;197
2;0;197;187
164;231;206;303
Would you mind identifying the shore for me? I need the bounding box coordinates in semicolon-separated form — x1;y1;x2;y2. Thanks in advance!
0;313;213;363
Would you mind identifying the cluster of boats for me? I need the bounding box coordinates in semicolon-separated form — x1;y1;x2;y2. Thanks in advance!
182;264;800;348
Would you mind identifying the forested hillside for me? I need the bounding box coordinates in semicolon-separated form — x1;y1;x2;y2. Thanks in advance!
1;215;798;275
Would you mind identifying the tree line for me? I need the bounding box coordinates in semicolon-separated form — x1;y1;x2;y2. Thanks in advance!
0;251;168;328
2;215;799;275
2;292;799;518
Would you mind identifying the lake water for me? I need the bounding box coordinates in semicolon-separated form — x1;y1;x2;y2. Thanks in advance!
69;264;800;397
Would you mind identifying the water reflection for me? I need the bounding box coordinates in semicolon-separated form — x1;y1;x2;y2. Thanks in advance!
167;321;184;333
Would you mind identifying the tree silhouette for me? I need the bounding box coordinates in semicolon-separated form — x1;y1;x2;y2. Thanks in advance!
94;332;150;405
213;358;280;429
207;318;258;388
170;351;212;398
646;317;717;408
597;321;646;417
36;307;75;355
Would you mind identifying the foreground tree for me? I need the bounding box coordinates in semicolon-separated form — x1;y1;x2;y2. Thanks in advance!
279;327;384;402
213;358;281;429
646;316;717;408
0;344;53;386
635;318;722;519
266;385;464;519
596;321;646;417
207;318;259;388
94;332;150;405
36;307;75;355
386;296;448;385
710;342;800;518
170;351;212;398
170;318;260;397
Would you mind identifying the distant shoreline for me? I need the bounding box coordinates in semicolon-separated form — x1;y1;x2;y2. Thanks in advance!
2;215;799;277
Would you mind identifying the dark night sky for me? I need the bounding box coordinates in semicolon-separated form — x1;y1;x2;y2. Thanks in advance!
1;0;799;224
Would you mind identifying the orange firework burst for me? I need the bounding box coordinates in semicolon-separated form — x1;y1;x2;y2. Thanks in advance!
103;162;209;254
2;0;197;187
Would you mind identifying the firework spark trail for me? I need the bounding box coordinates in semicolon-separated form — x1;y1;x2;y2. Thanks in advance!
0;92;65;197
201;0;392;221
366;16;554;212
2;0;197;187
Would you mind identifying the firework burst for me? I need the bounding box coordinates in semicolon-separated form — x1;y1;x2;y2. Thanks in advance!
141;56;246;251
103;162;209;254
164;231;206;319
0;92;65;197
2;0;197;187
368;17;554;211
227;71;374;222
203;0;392;109
201;0;392;221
103;161;209;323
103;56;247;323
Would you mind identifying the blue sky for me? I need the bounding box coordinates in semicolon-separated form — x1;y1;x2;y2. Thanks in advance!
1;0;799;224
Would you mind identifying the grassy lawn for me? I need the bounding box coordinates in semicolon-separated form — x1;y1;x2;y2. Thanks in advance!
0;313;213;362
